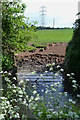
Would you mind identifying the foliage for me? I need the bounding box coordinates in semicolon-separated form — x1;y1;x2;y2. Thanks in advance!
65;19;80;84
0;65;80;119
2;0;37;71
2;53;14;71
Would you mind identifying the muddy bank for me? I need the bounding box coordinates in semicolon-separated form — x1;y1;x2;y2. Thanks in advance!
15;43;67;72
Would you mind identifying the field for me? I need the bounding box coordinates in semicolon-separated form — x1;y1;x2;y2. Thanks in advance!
29;29;73;46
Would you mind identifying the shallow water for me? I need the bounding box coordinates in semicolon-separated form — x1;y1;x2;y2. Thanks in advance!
18;69;77;109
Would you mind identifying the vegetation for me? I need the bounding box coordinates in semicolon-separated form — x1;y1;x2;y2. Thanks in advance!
1;0;80;119
0;65;80;119
2;0;36;72
28;29;73;45
65;19;80;85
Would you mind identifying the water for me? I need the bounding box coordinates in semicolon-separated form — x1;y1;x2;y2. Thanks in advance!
18;69;75;109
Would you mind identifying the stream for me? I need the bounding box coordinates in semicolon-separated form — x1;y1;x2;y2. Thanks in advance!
17;66;79;110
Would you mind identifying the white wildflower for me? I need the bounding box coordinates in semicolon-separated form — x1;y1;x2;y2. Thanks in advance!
38;112;42;116
67;74;70;77
46;64;51;67
51;84;54;87
14;113;20;118
16;73;18;75
47;115;52;118
4;71;7;74
13;77;16;80
52;111;58;116
72;101;76;104
32;85;36;88
26;95;28;99
6;101;10;105
72;85;77;88
60;68;64;72
57;65;60;68
19;95;23;98
18;90;23;95
40;74;43;76
45;90;49;94
71;73;74;76
0;89;4;91
0;97;7;100
64;104;67;107
45;71;48;73
19;80;24;84
0;114;5;119
52;88;56;91
33;90;37;94
12;84;16;88
68;111;75;117
35;96;40;101
13;90;16;93
59;92;62;95
52;62;55;66
26;79;29;82
32;71;36;74
59;111;63;114
75;114;79;118
50;67;53;71
22;87;25;91
55;72;59;76
0;71;3;74
72;80;76;83
69;99;72;102
17;98;22;102
41;89;44;92
23;100;26;105
8;73;11;76
77;94;80;98
30;96;34;101
64;92;67;96
29;103;34;109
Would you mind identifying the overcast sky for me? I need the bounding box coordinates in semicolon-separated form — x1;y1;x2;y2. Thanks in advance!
22;0;79;28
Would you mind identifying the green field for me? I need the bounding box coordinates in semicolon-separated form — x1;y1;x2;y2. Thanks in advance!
29;29;73;46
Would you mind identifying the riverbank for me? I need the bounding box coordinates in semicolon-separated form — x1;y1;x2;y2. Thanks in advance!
15;42;67;72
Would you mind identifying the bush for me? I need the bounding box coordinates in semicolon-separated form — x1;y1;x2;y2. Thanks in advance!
2;0;37;72
65;19;80;85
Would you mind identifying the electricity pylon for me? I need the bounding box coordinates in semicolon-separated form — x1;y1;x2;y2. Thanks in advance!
53;18;55;28
40;6;47;27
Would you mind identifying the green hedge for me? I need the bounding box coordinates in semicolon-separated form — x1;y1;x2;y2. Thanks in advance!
65;19;80;84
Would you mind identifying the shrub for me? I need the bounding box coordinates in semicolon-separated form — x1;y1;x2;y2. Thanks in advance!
65;19;80;85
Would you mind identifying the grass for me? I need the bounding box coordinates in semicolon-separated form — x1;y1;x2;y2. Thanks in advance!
29;29;73;45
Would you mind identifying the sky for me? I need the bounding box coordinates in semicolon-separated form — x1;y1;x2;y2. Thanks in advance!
22;0;79;28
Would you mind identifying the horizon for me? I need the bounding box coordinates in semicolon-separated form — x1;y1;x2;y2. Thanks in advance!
22;0;79;28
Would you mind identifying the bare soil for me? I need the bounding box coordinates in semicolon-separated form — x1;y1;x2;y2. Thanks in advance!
16;42;67;58
15;43;68;72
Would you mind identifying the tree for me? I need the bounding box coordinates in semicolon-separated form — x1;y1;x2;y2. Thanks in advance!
65;18;80;85
2;0;36;71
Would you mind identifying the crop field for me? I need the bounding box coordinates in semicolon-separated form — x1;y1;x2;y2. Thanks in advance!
30;28;73;45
